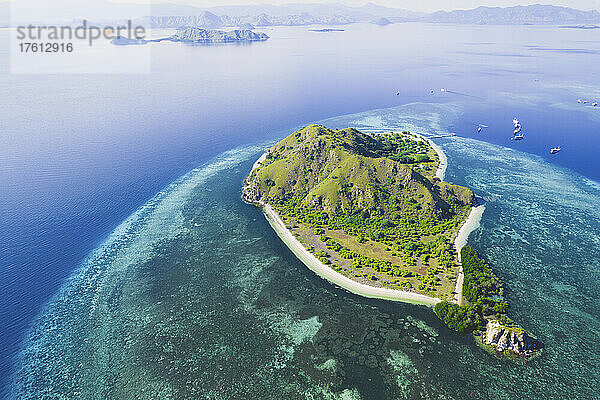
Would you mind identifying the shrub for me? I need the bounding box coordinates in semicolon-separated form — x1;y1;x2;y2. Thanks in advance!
434;301;483;333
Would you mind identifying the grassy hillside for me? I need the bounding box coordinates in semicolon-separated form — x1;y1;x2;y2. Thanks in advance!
243;125;475;300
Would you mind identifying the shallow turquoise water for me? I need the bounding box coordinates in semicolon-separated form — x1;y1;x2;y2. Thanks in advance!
13;105;600;399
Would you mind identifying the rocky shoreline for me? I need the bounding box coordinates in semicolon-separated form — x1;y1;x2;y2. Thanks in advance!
480;319;544;358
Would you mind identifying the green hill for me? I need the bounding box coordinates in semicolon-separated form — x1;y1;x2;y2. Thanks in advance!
243;125;475;300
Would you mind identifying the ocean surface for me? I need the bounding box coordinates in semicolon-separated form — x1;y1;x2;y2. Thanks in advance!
1;23;600;398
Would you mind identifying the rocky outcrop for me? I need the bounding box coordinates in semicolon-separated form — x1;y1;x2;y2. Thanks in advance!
241;176;263;205
483;319;543;357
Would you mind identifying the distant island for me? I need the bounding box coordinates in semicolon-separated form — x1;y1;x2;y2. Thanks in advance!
111;36;148;45
168;27;268;43
309;28;345;32
372;17;393;26
560;24;600;30
111;27;269;46
243;125;543;358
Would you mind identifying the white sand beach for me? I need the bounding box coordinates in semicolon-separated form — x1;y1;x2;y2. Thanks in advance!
427;139;448;181
418;135;484;304
409;132;447;181
453;204;485;305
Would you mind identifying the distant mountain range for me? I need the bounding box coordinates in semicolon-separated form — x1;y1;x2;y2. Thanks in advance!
425;5;600;25
135;4;600;30
136;12;356;29
6;3;600;28
141;4;600;29
149;2;425;20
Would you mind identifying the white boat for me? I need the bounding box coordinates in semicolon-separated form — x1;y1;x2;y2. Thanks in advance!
513;125;522;135
550;146;561;154
514;134;524;141
593;102;598;107
512;118;520;126
577;99;582;103
477;127;482;133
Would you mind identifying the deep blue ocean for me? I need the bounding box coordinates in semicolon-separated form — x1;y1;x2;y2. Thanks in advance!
1;23;600;398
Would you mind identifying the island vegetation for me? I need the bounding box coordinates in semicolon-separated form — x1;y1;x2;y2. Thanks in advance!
243;125;475;301
434;246;543;357
243;124;543;358
434;246;504;332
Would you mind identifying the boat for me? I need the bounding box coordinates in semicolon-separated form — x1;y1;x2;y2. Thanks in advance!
514;134;524;141
593;102;598;107
583;100;589;104
577;99;582;103
474;123;488;132
550;146;561;154
512;118;522;135
513;125;522;135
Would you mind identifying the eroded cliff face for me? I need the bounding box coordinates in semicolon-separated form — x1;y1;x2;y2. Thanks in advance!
483;319;544;357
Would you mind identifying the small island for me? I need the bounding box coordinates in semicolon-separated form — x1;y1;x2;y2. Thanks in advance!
243;125;543;358
560;24;600;29
110;35;148;45
111;27;269;46
372;17;393;26
309;28;346;32
167;27;269;43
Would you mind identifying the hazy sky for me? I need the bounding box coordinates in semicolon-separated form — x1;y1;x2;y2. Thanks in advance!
111;0;600;12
